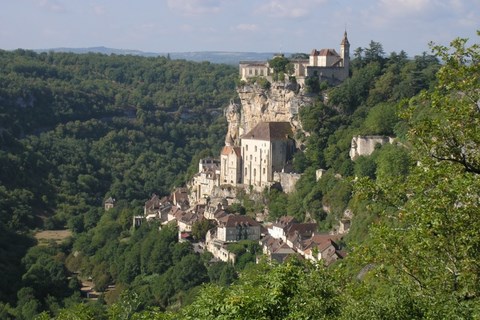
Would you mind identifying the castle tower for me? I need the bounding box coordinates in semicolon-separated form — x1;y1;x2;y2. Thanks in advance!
340;31;350;76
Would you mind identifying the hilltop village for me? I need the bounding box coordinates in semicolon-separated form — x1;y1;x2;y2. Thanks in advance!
123;32;391;266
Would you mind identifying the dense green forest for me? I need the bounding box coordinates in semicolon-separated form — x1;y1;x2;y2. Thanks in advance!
0;50;238;318
1;31;479;319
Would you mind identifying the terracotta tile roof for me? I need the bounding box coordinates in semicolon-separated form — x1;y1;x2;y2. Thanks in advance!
218;214;260;228
214;209;228;220
241;122;293;141
179;211;204;225
173;188;189;206
272;216;297;229
221;146;241;157
193;204;206;215
310;48;340;57
145;194;160;209
286;223;317;238
105;197;115;204
302;233;341;252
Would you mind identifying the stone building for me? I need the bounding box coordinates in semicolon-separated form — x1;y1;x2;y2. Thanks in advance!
220;146;242;186
104;197;115;211
349;135;394;160
239;61;270;82
239;32;350;85
216;214;261;242
241;122;295;190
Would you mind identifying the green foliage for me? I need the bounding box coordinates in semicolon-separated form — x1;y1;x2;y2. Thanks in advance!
207;262;237;286
346;32;480;317
227;240;260;270
354;156;377;179
305;73;320;94
329;62;382;114
191;219;215;241
299;101;344;168
181;258;340;319
51;303;100;320
268;55;290;80
361;102;399;135
374;144;410;185
2;30;477;320
265;188;289;221
256;77;271;90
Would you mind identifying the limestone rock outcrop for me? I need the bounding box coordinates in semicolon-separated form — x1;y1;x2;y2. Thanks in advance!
225;82;312;146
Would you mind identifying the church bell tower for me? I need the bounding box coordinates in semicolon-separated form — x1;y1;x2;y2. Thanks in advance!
340;31;350;77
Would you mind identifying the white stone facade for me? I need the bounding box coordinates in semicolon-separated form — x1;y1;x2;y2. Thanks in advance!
240;122;294;191
220;146;242;185
349;135;394;160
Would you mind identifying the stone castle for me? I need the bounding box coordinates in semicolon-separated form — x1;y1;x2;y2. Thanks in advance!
239;32;350;86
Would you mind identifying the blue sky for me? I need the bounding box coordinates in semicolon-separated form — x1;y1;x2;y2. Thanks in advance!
1;0;478;57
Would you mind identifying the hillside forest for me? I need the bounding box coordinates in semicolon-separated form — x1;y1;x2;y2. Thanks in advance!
0;31;479;319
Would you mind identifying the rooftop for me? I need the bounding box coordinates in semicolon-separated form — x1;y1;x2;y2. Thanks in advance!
241;122;293;141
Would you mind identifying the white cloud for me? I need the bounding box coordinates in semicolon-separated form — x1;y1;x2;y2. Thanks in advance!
180;24;194;32
255;0;326;19
235;24;258;32
378;0;432;15
35;0;65;13
167;0;223;15
139;23;156;31
92;5;106;16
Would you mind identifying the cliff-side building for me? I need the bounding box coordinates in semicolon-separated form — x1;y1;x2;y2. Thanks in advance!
239;32;350;85
241;122;295;190
220;146;242;186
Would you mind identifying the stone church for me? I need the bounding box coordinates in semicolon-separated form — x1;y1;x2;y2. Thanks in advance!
220;121;295;191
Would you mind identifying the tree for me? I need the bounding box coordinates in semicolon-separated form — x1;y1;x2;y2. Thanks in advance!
364;41;385;64
268;55;290;81
172;254;208;292
354;155;376;179
349;32;480;317
374;144;410;185
191;219;215;241
181;258;340;319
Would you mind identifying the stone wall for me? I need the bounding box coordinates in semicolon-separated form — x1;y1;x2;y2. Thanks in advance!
349;135;394;160
273;172;302;194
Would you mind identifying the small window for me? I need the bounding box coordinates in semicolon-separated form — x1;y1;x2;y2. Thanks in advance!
255;146;257;152
245;168;247;176
263;168;266;174
254;169;256;176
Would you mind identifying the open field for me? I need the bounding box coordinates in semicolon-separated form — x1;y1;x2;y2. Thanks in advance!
34;229;72;245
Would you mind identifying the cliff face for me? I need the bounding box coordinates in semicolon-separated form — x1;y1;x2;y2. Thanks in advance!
225;82;312;146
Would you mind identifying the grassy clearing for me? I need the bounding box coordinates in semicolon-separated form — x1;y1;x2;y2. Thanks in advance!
34;229;72;245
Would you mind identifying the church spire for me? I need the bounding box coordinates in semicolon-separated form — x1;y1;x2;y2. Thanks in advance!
341;30;349;46
340;30;350;79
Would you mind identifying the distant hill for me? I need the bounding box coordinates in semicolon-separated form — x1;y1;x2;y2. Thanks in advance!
35;46;285;65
